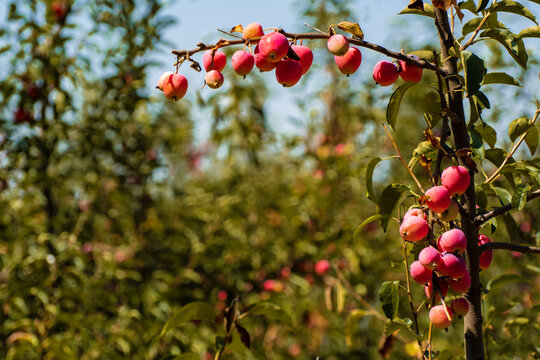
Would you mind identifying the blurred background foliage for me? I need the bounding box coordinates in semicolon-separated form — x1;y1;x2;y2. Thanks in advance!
0;0;538;359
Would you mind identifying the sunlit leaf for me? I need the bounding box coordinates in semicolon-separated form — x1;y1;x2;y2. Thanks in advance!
518;26;540;38
482;72;521;86
489;0;537;24
511;184;531;211
386;82;416;129
508;117;532;142
337;21;364;39
160;302;216;337
353;214;383;242
399;4;435;17
479;29;528;68
524;126;538;155
365;157;382;202
248;302;293;328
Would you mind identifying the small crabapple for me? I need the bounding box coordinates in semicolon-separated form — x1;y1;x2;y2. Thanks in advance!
334;47;362;75
451;298;469;317
410;260;432;284
399;56;423;83
372;60;399;86
418;246;442;269
291;45;313;75
447;270;471;293
276;59;303;87
441;165;470;195
403;207;427;221
478;234;493;270
157;71;173;91
440;199;459;222
399;216;429;242
327;34;349;56
205;70;224;89
231;50;255;77
259;32;290;62
425;278;448;301
439;228;467;253
163;73;188;101
429;305;453;329
243;22;264;42
203;50;227;72
425;186;451;213
254;45;278;72
437;252;467;279
314;259;331;275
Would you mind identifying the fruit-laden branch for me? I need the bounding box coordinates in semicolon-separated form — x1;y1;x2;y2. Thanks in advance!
474;189;540;226
479;242;540;255
171;29;439;72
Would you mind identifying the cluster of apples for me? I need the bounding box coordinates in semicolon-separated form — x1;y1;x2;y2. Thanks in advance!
157;22;427;101
399;165;493;329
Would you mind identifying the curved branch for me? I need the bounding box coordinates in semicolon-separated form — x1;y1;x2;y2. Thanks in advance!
480;242;540;254
171;29;439;72
474;189;540;226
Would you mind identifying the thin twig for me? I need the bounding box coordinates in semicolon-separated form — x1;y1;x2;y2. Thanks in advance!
479;242;540;254
172;30;439;72
461;11;491;51
401;239;423;351
382;122;426;193
474;189;540;225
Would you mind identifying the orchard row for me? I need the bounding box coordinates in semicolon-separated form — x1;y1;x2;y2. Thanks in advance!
156;22;424;101
399;166;492;329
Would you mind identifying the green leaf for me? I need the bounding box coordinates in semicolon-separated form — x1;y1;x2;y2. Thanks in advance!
477;0;491;12
487;274;530;291
462;51;486;96
479;29;528;68
482;72;521;86
475;91;491;109
524;126;538;155
174;354;201;360
475;123;497;147
485;148;512;167
518;26;540;38
353;214;382;243
489;0;537;24
508;117;532;142
493;185;512;205
501;213;520;239
365;157;382;202
412;141;436;158
248;302;293;328
377;184;410;231
160;302;216;337
408;50;435;62
386;82;416;129
379;281;399;320
384;318;414;337
459;0;478;13
462;14;507;36
399;4;435;17
511;184;531;211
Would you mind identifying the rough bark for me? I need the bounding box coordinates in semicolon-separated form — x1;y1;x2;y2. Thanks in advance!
433;8;485;360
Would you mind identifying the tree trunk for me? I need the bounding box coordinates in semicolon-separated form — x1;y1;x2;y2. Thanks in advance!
433;8;485;360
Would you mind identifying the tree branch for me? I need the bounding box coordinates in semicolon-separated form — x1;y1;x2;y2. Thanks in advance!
171;29;439;72
474;189;540;226
480;242;540;254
